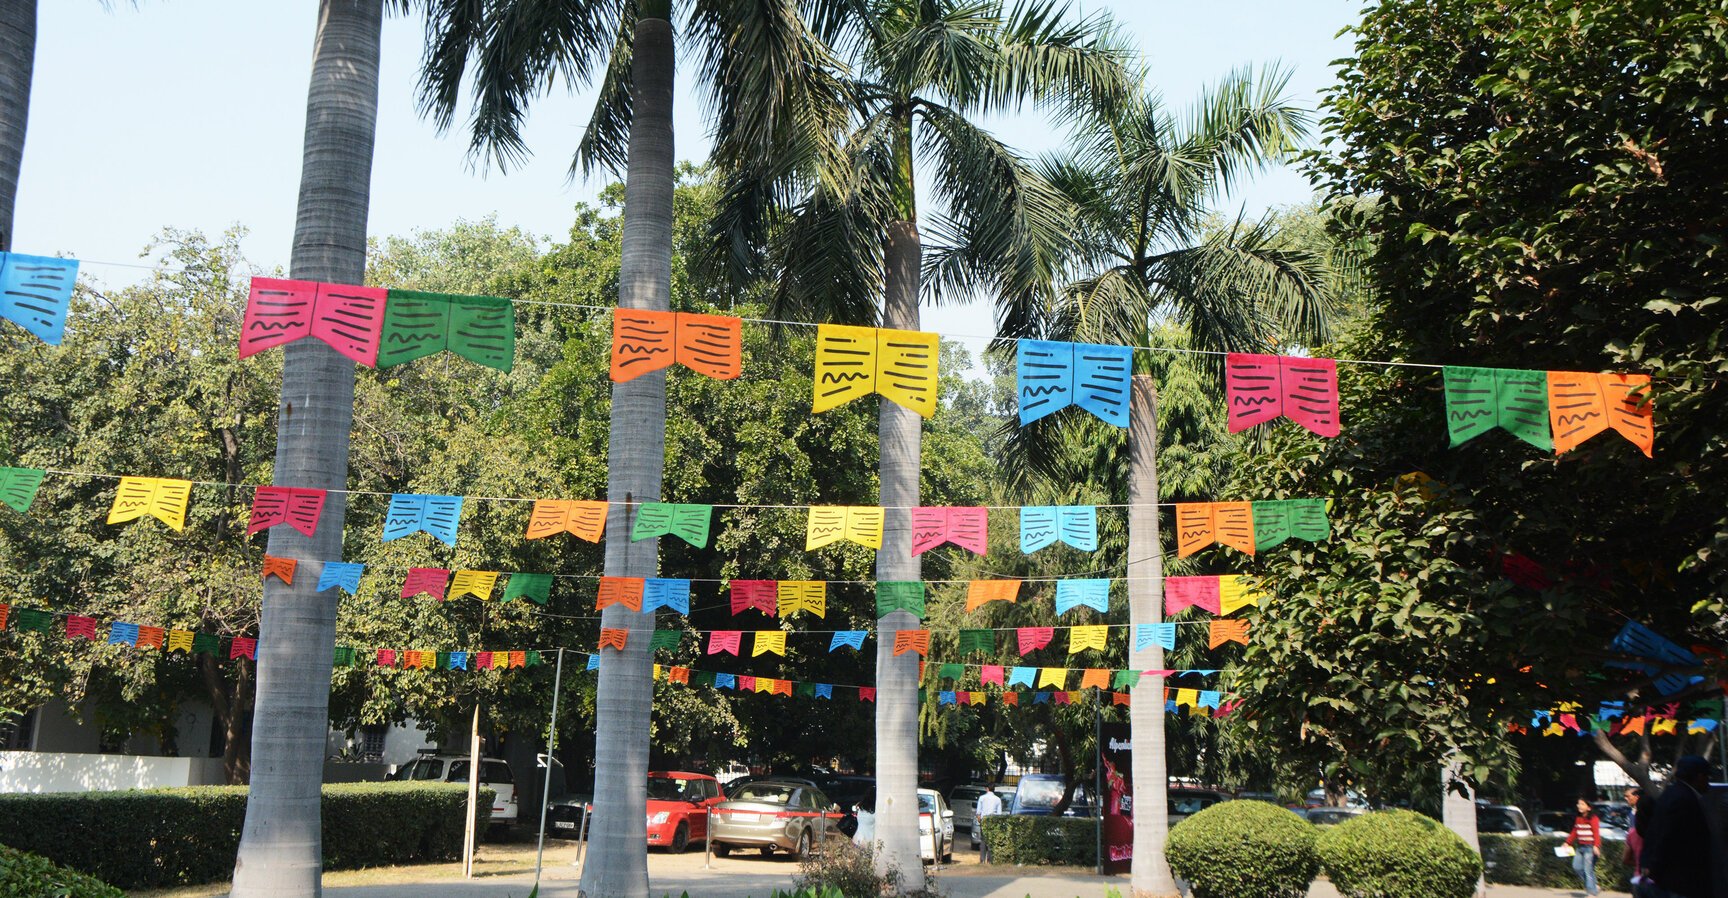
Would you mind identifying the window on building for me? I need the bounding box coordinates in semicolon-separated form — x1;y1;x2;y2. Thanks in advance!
0;708;36;751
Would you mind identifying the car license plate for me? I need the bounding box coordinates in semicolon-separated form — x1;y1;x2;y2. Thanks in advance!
554;821;575;829
731;812;759;822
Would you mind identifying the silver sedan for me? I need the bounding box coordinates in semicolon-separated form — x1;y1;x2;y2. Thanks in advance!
710;780;848;859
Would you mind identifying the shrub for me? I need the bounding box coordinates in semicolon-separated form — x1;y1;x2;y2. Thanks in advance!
978;814;1098;866
0;782;492;889
0;845;124;898
1479;834;1631;892
1316;809;1481;898
1166;800;1318;898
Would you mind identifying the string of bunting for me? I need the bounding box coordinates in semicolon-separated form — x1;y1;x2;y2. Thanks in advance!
0;602;256;662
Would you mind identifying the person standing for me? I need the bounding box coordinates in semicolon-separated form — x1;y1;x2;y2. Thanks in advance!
1624;787;1645;885
973;783;1004;863
1640;756;1718;898
1566;797;1603;896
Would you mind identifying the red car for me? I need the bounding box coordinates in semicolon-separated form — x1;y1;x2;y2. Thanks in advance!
646;771;726;852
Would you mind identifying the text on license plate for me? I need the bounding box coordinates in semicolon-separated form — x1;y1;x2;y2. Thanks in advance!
554;821;575;829
730;812;759;822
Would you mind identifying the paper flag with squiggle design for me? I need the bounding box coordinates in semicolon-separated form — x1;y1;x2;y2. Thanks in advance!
377;290;515;371
108;477;193;531
596;577;645;612
812;324;940;417
0;253;79;344
1054;579;1110;615
1225;353;1340;436
167;629;195;653
503;572;552;604
382;493;464;545
752;631;787;657
403;567;451;600
1252;499;1329;551
1015;339;1134;426
263;556;297;584
1137;623;1176;651
318;561;364;594
1068;625;1108;654
730;580;777;616
610;309;743;382
0;467;46;514
525;499;607;541
450;570;500;601
875;581;926;618
708;630;742;655
631;502;712;548
239;277;388;366
1208;619;1249;648
1175;502;1254;557
911;506;989;556
806;506;885;550
108;622;138;646
829;631;866;651
1442;366;1552;449
1019;505;1098;553
248;486;326;537
966;579;1020;611
1547;371;1655;457
599;628;629;651
981;665;1005;686
231;637;257;660
137;626;164;649
892;630;930;656
776;581;825;618
1017;627;1054;654
643;578;691;614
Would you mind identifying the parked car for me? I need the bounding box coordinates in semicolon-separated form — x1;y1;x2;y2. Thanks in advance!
917;788;955;864
1008;774;1096;817
1476;804;1533;837
713;761;751;787
1534;809;1572;836
391;753;519;826
1168;787;1233;827
545;791;591;838
948;784;993;833
709;779;847;859
646;771;726;852
724;774;818;798
1305;806;1366;827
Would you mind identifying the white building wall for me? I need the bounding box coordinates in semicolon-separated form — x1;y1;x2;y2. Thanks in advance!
0;751;228;792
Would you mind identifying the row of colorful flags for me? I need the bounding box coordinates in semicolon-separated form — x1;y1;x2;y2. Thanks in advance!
585;619;1252;658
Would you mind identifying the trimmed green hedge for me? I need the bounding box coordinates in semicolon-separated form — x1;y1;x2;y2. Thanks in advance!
1167;800;1318;898
0;845;124;898
978;814;1099;866
1316;809;1481;898
0;782;493;889
1480;834;1631;892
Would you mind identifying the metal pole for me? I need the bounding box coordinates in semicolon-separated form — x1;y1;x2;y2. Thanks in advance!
1094;702;1103;875
463;702;482;878
533;648;566;890
1719;695;1727;776
574;801;591;869
704;807;713;868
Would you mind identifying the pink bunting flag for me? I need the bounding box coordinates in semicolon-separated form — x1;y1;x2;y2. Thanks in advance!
708;630;742;656
1017;627;1054;655
1225;353;1340;437
1164;576;1221;615
239;277;387;367
66;615;97;640
910;506;990;556
247;486;327;536
402;567;451;601
376;649;397;667
981;665;1005;686
859;687;876;703
230;637;257;660
729;580;778;616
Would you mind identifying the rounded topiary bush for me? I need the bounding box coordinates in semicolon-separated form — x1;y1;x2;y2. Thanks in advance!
1317;809;1483;898
0;845;124;898
1167;800;1319;898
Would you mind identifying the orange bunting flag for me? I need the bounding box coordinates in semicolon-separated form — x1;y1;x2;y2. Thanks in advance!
669;666;690;684
599;628;629;651
610;309;743;382
508;650;526;669
525;499;608;541
1111;692;1131;706
0;603;8;631
596;577;645;612
1080;668;1109;690
1176;502;1255;557
263;555;297;584
1208;619;1250;649
1546;371;1655;457
1002;691;1019;706
966;579;1021;611
772;679;794;696
893;630;930;656
136;626;165;650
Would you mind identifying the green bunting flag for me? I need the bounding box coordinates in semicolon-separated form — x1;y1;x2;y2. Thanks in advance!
938;663;965;681
334;646;355;667
650;630;681;651
503;572;553;604
13;607;51;632
875;581;926;618
958;628;995;655
377;290;516;372
0;467;45;514
795;681;816;698
1112;669;1139;690
1252;498;1330;551
1442;366;1552;450
631;503;713;548
192;633;221;656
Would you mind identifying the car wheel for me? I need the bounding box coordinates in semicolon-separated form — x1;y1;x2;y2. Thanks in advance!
795;829;812;860
713;844;731;858
670;822;689;854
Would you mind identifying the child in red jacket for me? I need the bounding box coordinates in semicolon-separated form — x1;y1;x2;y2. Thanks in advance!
1565;797;1603;896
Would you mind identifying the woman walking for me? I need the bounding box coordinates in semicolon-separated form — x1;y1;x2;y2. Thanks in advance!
1565;797;1603;896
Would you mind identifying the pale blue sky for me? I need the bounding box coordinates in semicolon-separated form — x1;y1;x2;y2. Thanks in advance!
16;0;1357;339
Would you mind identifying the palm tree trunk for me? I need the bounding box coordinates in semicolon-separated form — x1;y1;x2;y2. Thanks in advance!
1127;374;1177;898
1441;755;1487;898
577;3;673;897
230;2;382;895
872;197;926;889
0;0;35;253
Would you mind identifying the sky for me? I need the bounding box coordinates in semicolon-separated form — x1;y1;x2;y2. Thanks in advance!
15;0;1359;343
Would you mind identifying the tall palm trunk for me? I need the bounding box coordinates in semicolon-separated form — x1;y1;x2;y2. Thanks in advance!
0;0;35;252
230;2;382;895
577;3;673;897
1127;375;1177;898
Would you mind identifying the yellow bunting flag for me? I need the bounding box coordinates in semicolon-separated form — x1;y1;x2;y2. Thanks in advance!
1650;718;1678;736
1175;688;1198;708
805;506;884;550
753;677;775;694
598;628;629;651
1175;502;1255;557
1217;575;1262;615
1067;625;1109;654
776;581;826;618
166;629;195;654
966;579;1021;611
752;631;788;657
450;570;500;601
1208;619;1250;649
596;577;645;612
1080;668;1109;690
812;324;940;418
107;477;193;531
893;630;930;656
525;499;608;541
1038;668;1068;689
262;555;297;584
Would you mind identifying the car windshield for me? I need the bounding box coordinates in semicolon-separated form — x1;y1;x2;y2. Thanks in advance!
1309;810;1356;824
648;778;704;801
733;784;794;804
1170;793;1222;815
407;759;443;781
1477;808;1526;833
951;787;984;801
1016;779;1066;809
919;794;939;814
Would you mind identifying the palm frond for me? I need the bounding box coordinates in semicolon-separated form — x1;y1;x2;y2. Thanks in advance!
1170;64;1312;204
573;3;638;178
953;0;1133;117
874;0;998;101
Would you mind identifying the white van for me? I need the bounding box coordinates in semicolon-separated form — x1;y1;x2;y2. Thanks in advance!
392;754;519;825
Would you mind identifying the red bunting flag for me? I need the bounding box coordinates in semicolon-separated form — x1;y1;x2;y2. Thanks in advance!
476;651;495;669
858;687;876;703
263;555;297;584
0;603;8;630
739;675;758;692
1165;576;1221;615
376;649;397;667
402;567;450;600
1225;353;1340;436
247;486;327;537
981;665;1004;686
729;580;777;616
1111;692;1131;706
230;637;257;660
66;615;97;640
707;631;742;655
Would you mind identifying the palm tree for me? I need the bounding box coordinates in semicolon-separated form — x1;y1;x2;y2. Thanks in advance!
411;3;844;894
229;1;385;895
1003;68;1334;897
708;1;1130;883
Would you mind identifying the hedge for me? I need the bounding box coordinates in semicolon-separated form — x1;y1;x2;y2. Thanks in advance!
977;814;1099;866
1315;809;1481;898
0;782;493;889
1166;800;1318;898
1480;834;1632;893
0;845;125;898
